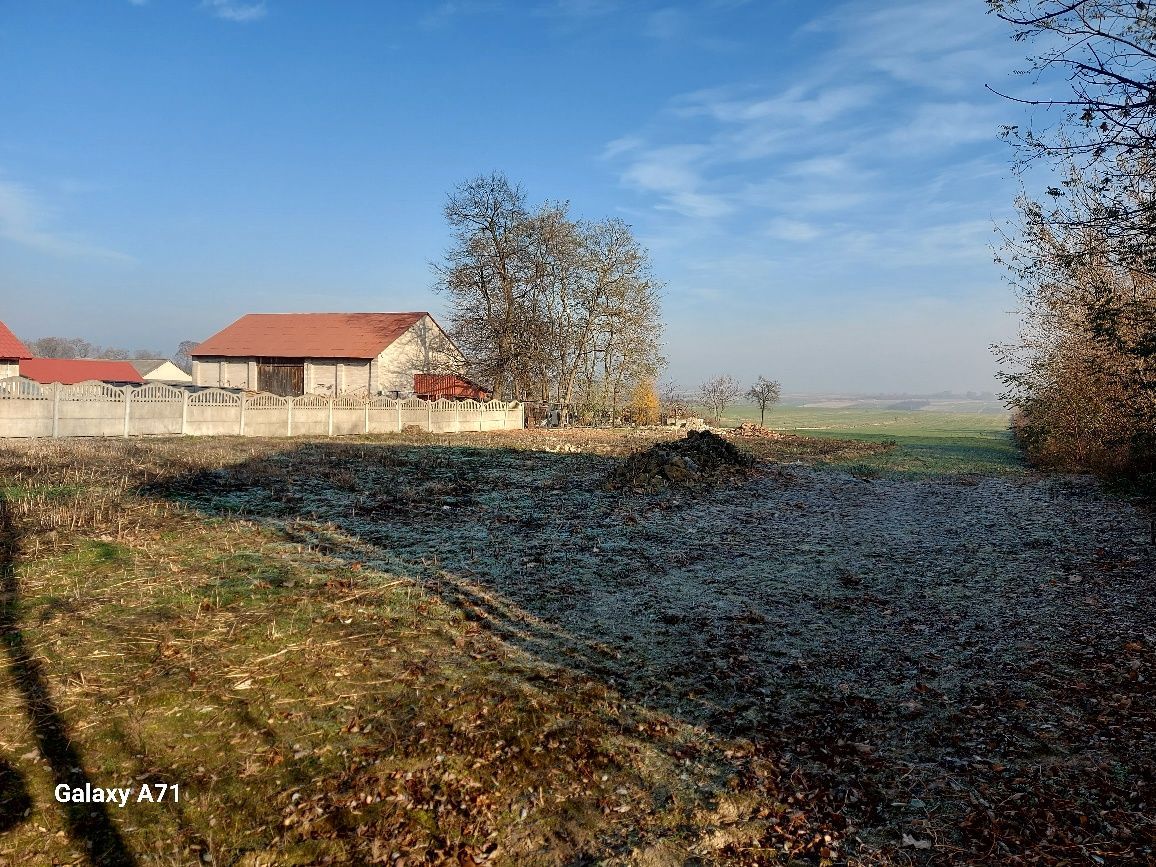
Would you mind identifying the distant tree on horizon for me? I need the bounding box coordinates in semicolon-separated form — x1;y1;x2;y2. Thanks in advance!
26;335;165;361
699;375;741;424
746;376;782;426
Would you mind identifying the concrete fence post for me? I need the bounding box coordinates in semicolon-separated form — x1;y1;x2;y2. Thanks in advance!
328;397;334;437
286;399;293;437
181;390;189;435
397;401;402;433
363;401;369;434
239;395;247;436
122;387;131;437
427;400;432;432
51;384;60;438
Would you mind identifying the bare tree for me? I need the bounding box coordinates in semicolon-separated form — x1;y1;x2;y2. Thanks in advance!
698;375;741;425
659;381;687;421
434;173;664;417
989;2;1156;165
995;156;1156;473
746;376;782;426
989;2;1156;261
990;0;1156;475
434;172;533;401
27;336;97;358
173;340;200;374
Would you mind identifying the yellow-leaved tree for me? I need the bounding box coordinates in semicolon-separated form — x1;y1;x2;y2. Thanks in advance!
626;379;661;426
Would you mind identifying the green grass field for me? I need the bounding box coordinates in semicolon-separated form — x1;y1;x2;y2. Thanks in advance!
722;405;1022;477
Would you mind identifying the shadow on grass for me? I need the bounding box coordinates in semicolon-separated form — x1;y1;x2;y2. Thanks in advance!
0;757;32;833
0;496;136;866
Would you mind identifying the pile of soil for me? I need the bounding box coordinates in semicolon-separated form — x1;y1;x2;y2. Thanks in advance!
728;422;785;439
607;429;754;490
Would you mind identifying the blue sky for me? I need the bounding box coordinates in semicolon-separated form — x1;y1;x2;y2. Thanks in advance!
0;0;1033;393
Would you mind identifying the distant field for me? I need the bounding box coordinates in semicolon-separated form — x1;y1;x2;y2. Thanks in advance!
718;405;1021;476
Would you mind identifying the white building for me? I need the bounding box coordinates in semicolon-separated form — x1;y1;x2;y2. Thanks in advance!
130;358;193;384
190;312;466;397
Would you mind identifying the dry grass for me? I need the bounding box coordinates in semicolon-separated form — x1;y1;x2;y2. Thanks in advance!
0;434;851;866
2;430;1151;866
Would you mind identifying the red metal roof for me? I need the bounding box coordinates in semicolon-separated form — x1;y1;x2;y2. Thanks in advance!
413;374;491;401
0;320;31;359
191;312;429;359
19;358;146;385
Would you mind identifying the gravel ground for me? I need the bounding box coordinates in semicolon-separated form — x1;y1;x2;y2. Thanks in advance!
172;441;1156;858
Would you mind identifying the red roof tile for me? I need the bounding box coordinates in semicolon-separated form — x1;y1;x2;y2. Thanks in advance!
191;312;429;359
0;320;31;359
19;358;145;385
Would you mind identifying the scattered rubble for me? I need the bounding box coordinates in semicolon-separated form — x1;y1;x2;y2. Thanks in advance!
607;429;754;490
727;422;785;439
665;416;707;431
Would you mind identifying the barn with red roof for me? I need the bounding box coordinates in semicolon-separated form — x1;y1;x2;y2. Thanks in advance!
190;312;469;397
0;320;32;379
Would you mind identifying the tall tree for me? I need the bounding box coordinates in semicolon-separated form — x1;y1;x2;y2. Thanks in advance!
434;172;533;401
434;173;664;416
991;0;1156;473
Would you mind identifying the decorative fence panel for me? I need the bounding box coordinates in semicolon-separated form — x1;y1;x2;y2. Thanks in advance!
57;383;125;438
243;393;289;437
186;389;242;436
0;379;52;437
0;379;523;439
332;396;365;436
288;394;329;437
399;398;431;430
367;396;403;434
126;383;184;436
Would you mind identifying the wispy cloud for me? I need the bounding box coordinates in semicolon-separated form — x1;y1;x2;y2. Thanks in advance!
618;144;733;218
644;7;687;41
804;0;1014;93
202;0;268;23
548;0;621;18
0;176;133;262
603;0;1021;254
420;1;504;28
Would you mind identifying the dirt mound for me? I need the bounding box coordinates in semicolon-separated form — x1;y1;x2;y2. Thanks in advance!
728;422;784;439
607;429;754;490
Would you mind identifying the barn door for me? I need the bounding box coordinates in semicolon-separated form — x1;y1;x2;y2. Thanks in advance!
256;358;305;396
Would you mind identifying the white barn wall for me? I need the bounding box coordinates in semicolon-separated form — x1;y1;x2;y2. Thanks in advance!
374;315;464;396
191;315;466;396
139;361;192;383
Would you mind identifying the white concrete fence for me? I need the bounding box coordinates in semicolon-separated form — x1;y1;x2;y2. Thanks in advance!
0;379;524;438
